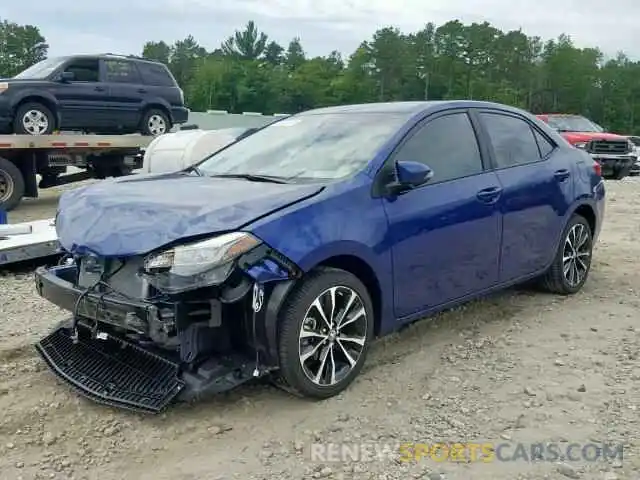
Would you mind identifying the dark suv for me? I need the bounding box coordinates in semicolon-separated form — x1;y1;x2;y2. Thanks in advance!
0;54;188;136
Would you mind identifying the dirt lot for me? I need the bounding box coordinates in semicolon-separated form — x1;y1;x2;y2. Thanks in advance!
1;179;639;480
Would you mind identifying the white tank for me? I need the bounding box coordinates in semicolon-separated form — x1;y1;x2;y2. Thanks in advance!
142;128;245;174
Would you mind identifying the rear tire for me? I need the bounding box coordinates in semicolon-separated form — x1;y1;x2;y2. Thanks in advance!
13;102;56;135
140;109;170;136
539;214;593;295
276;267;374;399
0;157;25;211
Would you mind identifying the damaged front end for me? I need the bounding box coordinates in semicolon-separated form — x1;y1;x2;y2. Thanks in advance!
33;232;301;413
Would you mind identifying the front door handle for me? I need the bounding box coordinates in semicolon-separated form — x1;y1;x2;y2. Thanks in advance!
94;86;106;91
554;169;571;181
137;88;147;93
476;186;502;204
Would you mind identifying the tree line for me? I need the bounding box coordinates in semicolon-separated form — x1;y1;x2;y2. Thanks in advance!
2;17;640;134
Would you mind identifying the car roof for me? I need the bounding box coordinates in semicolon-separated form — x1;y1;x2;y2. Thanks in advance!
59;53;164;65
299;100;533;117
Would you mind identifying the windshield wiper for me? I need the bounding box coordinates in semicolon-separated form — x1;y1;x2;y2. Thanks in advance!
208;173;290;184
183;165;203;176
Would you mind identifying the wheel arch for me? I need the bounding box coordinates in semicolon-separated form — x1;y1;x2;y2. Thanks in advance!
261;252;385;367
140;101;172;125
572;203;596;237
545;200;597;270
12;95;59;130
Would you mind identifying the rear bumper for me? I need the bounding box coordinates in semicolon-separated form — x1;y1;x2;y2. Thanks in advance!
171;106;189;125
591;153;635;178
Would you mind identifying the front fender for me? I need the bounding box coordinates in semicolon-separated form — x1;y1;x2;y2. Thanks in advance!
10;90;61;128
249;181;396;340
10;90;59;111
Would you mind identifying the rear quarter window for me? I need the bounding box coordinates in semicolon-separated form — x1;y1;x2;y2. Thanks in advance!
137;62;176;87
532;128;556;158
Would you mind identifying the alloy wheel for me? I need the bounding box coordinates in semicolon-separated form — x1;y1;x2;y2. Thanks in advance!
562;223;591;287
22;109;49;135
298;286;368;386
147;115;167;135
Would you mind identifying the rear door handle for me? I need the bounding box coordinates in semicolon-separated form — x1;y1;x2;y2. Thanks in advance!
94;86;106;91
476;186;502;204
137;88;147;93
554;169;571;181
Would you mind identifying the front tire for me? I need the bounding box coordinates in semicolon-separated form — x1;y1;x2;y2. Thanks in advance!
13;102;56;135
540;214;593;294
277;267;374;399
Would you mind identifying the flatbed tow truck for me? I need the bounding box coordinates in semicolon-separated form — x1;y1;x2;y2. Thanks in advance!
0;133;153;211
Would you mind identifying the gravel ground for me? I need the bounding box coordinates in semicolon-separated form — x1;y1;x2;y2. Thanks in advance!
1;178;639;480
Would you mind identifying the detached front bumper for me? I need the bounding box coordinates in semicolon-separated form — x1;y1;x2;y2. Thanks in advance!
33;266;264;413
591;153;635;179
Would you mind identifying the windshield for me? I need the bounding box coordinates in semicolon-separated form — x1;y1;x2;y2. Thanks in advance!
197;113;409;181
546;115;604;133
13;57;65;79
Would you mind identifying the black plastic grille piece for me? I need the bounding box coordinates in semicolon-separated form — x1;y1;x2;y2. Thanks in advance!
35;327;184;413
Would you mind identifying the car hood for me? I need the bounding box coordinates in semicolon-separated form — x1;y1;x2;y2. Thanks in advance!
560;131;628;142
55;172;323;257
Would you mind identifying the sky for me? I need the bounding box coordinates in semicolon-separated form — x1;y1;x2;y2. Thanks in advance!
4;1;639;61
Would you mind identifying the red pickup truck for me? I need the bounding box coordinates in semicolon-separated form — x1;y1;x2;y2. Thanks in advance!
536;114;635;180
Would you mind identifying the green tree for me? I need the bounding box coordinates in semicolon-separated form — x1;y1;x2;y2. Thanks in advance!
8;16;640;134
142;41;171;64
0;19;48;77
221;21;268;60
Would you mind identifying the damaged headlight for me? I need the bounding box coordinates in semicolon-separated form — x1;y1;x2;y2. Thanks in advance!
142;232;261;293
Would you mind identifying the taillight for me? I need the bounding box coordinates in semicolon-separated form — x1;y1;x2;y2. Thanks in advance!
593;160;602;176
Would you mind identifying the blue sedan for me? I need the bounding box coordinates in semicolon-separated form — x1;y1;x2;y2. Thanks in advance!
34;100;605;412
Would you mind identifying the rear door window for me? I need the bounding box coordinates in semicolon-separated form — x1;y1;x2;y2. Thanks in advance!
103;59;142;84
480;113;543;168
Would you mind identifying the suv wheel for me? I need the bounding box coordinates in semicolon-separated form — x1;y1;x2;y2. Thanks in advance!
141;109;170;136
14;102;55;135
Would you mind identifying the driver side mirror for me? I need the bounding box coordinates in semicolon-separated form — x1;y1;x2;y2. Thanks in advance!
386;161;434;195
59;71;74;82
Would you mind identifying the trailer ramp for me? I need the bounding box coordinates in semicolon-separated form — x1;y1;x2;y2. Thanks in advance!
0;217;58;265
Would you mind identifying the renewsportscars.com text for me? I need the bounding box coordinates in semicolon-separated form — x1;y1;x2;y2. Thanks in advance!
309;442;624;463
